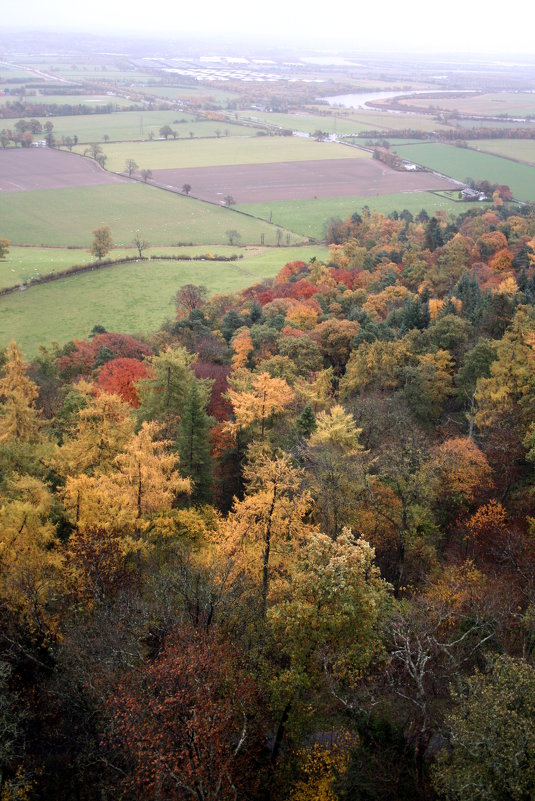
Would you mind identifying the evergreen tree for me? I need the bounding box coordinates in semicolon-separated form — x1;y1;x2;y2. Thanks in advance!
177;382;214;503
296;404;317;438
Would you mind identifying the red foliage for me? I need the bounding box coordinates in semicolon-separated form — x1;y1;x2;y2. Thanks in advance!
107;628;261;801
58;333;152;378
256;288;275;306
96;358;150;407
329;268;354;289
193;361;232;421
274;260;307;285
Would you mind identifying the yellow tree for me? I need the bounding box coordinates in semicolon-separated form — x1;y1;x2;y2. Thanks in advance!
0;341;41;443
56;389;134;477
0;475;62;636
231;327;254;370
302;405;367;539
226;371;295;441
222;452;313;616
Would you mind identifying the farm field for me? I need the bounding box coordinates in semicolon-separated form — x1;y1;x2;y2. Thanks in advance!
0;148;127;192
0;182;302;247
395;91;535;117
237;111;374;135
83;136;368;171
470;139;535;165
1;244;278;288
0;93;134;108
333;109;451;133
152;157;458;205
237;191;462;238
141;85;239;103
5;112;255;143
390;142;535;200
0;245;327;355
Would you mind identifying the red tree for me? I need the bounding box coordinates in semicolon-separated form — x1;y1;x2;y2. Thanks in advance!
108;629;261;801
96;358;150;407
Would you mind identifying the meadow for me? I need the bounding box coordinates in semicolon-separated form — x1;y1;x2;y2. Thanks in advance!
237;111;374;135
470;139;535;166
395;91;535;117
0;183;303;247
21;112;254;143
0;93;134;108
237;191;462;238
80;136;368;171
0;245;327;355
390;142;535;200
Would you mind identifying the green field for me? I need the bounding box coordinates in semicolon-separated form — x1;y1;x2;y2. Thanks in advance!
0;244;292;288
0;184;303;247
80;136;368;171
390;142;535;200
470;139;535;166
141;85;239;103
396;92;535;118
237;192;462;238
0;93;135;108
342;110;451;133
1;245;327;356
17;111;254;143
237;111;373;136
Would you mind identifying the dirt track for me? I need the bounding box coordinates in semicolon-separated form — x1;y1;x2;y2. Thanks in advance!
151;158;459;203
0;148;127;193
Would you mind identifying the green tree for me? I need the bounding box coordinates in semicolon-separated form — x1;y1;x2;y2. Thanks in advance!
0;239;9;260
433;655;535;801
177;381;214;503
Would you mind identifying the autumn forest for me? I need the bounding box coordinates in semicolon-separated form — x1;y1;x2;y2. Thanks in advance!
3;202;535;801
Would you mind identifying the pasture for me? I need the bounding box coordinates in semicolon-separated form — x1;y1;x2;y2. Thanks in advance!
470;139;535;166
85;136;368;171
237;111;374;135
1;245;327;356
0;182;302;247
10;112;254;144
0;93;134;108
390;142;535;201
395;91;535;117
237;191;462;238
151;157;458;205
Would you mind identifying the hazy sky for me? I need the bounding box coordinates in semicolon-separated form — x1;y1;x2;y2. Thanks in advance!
5;0;535;55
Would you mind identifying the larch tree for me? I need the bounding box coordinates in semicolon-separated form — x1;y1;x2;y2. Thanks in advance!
0;341;41;444
225;371;295;442
222;451;313;617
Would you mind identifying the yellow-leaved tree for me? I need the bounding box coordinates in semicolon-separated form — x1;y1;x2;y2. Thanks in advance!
221;450;313;616
225;370;295;441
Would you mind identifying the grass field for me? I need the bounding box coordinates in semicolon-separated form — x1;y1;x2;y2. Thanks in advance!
80;136;368;171
0;93;135;108
20;111;254;143
340;110;451;133
237;192;462;238
141;85;239;103
396;92;535;117
0;183;304;247
1;245;328;356
470;139;535;166
390;142;535;200
237;111;374;135
0;244;292;288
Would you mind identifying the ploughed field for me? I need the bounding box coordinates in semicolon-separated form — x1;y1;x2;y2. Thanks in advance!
151;158;459;204
0;148;127;193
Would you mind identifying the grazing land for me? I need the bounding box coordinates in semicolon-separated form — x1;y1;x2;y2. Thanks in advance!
237;111;375;135
0;183;303;247
0;148;127;193
152;157;459;204
395;91;535;117
390;142;535;200
237;191;463;238
0;245;327;355
470;139;535;166
0;93;135;108
84;136;368;171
